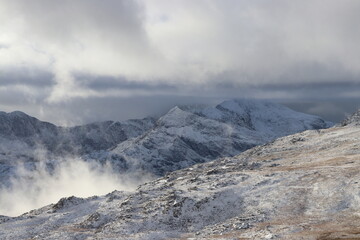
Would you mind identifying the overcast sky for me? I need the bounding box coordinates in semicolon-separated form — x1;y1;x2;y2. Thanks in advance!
1;0;360;125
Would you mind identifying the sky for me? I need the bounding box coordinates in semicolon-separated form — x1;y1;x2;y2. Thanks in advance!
1;0;360;125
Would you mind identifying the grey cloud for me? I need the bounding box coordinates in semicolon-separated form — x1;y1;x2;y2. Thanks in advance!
240;82;360;99
0;89;32;106
3;0;360;85
1;78;360;125
74;74;177;92
1;0;360;124
9;94;360;126
282;99;360;123
1;0;165;102
6;0;146;45
11;95;221;126
0;88;47;109
0;68;54;87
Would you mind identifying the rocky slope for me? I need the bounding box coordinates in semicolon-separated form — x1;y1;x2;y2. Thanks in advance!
92;99;332;176
0;116;358;239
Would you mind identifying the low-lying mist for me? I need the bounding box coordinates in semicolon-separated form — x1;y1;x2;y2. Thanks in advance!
0;158;151;217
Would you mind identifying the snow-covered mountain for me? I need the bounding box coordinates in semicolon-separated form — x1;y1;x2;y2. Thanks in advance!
0;110;155;154
1;111;359;239
91;99;332;176
0;112;155;186
0;100;332;186
0;110;154;152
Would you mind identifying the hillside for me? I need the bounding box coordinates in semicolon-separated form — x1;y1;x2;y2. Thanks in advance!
0;116;358;239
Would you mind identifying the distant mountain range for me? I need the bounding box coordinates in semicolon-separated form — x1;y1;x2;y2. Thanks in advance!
0;110;155;154
0;99;332;186
91;99;332;176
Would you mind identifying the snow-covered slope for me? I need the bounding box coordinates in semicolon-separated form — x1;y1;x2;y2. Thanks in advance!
1;120;359;239
93;99;332;176
195;99;333;138
0;113;155;186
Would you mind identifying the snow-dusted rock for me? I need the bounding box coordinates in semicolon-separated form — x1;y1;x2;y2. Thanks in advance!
95;99;332;176
1;121;359;239
340;109;360;126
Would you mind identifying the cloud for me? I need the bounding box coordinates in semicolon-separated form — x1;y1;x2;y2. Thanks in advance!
144;0;360;84
0;67;54;87
3;0;360;216
0;157;151;217
1;0;360;122
283;98;360;122
0;0;170;102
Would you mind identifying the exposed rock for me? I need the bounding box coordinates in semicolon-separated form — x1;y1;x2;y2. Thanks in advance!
52;196;86;211
2;123;360;239
340;109;360;126
95;99;332;176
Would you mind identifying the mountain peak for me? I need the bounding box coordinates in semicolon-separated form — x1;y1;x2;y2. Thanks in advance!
217;99;283;113
197;99;332;135
156;106;194;127
8;111;33;119
0;110;30;118
168;105;183;113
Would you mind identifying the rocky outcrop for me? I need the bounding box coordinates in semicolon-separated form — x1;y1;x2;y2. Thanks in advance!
340;109;360;126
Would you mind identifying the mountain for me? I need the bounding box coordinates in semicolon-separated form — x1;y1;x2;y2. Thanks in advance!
91;99;332;176
0;110;155;154
0;113;358;239
0;99;332;186
61;117;155;154
0;112;155;186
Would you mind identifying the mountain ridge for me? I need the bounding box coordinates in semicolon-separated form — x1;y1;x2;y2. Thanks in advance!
92;99;333;176
0;113;358;239
0;99;333;182
0;110;156;154
0;99;334;218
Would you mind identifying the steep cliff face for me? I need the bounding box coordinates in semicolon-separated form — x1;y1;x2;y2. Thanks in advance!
0;118;358;240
